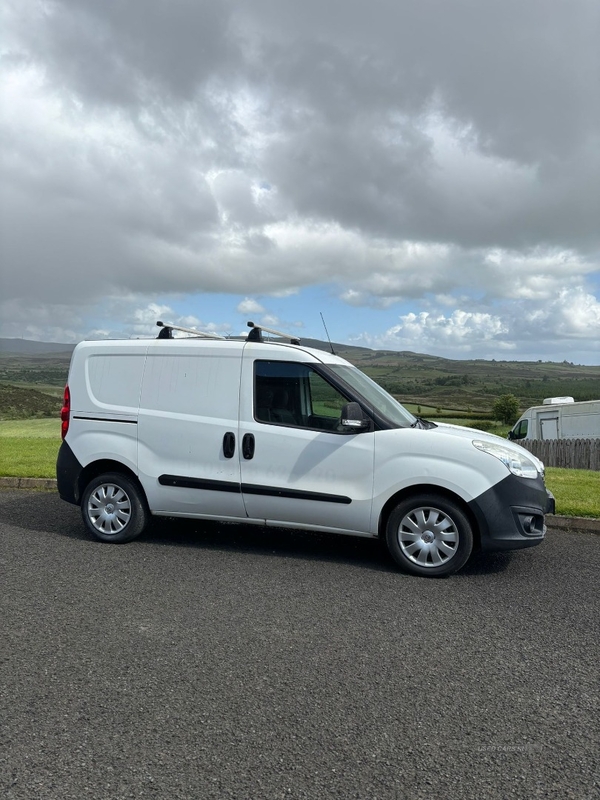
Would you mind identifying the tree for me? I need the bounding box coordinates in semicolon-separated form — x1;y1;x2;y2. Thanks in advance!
492;394;520;425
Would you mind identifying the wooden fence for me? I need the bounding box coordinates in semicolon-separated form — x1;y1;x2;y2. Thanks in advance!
519;438;600;471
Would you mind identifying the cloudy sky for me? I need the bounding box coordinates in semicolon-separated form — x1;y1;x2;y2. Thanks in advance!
1;0;599;363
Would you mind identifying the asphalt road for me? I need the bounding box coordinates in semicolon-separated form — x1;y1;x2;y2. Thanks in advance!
1;490;598;800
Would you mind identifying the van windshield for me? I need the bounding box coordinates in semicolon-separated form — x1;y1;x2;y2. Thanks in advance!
327;365;417;428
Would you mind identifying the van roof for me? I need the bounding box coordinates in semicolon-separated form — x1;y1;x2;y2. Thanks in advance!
75;335;351;366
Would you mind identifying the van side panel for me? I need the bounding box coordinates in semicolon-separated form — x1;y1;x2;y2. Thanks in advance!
86;354;146;412
561;409;600;438
137;345;247;518
64;343;147;478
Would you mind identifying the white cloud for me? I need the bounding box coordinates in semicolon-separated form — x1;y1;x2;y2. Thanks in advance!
519;287;600;340
259;314;280;327
358;310;511;355
351;285;600;361
236;297;265;315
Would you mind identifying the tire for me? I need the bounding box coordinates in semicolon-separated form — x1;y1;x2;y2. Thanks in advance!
81;472;149;543
385;494;473;577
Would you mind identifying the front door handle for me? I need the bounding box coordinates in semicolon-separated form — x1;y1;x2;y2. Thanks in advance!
242;433;255;460
223;432;235;459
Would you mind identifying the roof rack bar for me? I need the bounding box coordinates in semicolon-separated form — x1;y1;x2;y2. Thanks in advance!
156;321;226;340
246;320;301;345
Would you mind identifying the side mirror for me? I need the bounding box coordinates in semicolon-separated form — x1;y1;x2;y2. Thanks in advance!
341;402;370;431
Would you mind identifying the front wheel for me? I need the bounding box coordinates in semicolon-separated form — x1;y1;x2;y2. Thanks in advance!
81;472;149;543
385;494;473;577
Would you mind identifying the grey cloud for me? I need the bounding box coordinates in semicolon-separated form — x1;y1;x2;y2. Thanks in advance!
24;0;236;107
211;171;271;227
244;0;600;161
1;0;598;346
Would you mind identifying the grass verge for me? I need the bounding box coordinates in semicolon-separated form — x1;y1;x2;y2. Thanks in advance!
0;418;61;478
544;468;600;518
1;419;599;518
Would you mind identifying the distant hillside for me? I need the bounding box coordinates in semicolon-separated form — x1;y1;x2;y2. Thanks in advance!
0;336;598;419
344;348;600;409
0;338;75;356
299;337;374;355
0;384;62;420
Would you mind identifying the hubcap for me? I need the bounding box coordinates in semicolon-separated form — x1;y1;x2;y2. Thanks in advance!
397;506;459;567
87;483;132;535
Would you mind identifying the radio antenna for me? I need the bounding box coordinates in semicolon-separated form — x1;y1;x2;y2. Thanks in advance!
320;312;335;355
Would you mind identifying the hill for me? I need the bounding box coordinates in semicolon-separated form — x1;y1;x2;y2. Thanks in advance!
0;337;598;419
0;384;62;420
339;349;600;410
0;338;75;356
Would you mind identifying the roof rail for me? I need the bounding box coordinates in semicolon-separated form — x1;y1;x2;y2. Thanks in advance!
246;321;301;345
156;321;226;340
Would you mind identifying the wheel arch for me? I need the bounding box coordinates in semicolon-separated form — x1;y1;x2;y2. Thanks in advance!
77;460;144;504
377;484;481;551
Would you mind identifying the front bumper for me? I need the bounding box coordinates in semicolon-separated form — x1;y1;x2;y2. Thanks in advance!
468;473;554;552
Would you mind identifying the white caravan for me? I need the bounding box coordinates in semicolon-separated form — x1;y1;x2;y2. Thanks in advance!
508;398;600;442
57;321;554;577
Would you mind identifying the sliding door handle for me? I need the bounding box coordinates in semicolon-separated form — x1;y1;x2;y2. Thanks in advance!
223;431;235;459
242;433;255;460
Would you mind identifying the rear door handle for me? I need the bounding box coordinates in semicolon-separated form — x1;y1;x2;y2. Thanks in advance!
242;433;255;460
223;432;235;459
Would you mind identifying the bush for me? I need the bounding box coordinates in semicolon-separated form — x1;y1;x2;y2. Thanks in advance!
492;394;520;425
471;421;496;432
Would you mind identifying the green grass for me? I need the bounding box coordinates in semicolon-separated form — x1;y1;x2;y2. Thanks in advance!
0;418;61;477
545;468;600;518
0;438;60;477
1;419;599;518
0;418;61;437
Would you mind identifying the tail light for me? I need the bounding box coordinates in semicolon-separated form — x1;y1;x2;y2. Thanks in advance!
60;385;70;440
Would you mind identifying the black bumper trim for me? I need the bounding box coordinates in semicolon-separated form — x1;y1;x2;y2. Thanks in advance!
468;473;552;552
56;440;84;505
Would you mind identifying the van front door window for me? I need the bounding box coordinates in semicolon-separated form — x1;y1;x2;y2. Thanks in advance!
254;361;349;432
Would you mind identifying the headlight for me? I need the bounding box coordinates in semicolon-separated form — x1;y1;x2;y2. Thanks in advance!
472;440;540;479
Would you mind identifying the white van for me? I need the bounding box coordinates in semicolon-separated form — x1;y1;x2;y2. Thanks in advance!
508;398;600;441
57;322;554;577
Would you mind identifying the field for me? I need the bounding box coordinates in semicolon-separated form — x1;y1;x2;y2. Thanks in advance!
0;419;62;478
1;418;598;518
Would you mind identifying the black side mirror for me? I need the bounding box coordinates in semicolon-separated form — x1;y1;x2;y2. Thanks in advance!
341;402;369;431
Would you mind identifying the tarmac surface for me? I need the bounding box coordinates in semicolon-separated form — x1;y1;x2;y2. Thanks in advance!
1;488;599;800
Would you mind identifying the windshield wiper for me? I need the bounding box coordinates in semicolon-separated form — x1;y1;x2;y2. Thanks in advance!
410;416;438;429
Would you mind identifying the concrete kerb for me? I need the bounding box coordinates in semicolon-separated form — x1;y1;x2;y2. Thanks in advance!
0;476;598;535
0;476;58;490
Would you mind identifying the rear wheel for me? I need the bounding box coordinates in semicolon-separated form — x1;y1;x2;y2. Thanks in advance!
385;494;473;577
81;472;149;543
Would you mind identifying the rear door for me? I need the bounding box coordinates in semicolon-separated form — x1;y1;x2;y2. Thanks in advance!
539;413;559;440
238;347;375;534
